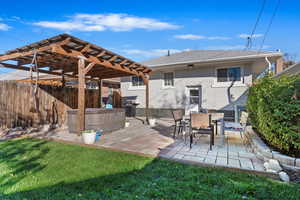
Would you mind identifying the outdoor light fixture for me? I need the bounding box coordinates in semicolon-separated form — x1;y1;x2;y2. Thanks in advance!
187;64;194;69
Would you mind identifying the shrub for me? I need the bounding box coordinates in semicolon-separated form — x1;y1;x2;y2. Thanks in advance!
247;74;300;157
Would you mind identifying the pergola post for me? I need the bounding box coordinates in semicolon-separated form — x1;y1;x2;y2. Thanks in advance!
77;58;96;135
78;58;86;135
98;79;102;108
0;34;152;134
142;75;150;124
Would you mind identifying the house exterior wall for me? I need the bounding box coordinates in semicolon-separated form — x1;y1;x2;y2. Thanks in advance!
121;59;269;117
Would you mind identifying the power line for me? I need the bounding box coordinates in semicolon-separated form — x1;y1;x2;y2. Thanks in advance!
245;0;267;50
250;0;267;40
258;0;281;53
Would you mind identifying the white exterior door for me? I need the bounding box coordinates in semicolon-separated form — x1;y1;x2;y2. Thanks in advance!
185;86;202;115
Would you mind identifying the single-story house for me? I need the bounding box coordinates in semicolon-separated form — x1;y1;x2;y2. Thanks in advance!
121;50;283;120
274;61;300;77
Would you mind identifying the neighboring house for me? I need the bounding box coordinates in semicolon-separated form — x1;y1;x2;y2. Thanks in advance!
121;50;283;120
274;61;300;77
0;69;120;104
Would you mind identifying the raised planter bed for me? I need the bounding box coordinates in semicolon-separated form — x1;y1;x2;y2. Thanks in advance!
67;108;125;134
244;126;300;170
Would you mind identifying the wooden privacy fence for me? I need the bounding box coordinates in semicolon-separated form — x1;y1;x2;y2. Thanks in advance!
0;81;100;128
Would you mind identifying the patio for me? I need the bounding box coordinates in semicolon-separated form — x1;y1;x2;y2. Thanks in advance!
30;117;266;174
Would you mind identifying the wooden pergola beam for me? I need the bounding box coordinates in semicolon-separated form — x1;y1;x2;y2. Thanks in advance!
86;67;119;76
0;62;75;78
18;56;75;67
50;65;76;73
84;62;96;74
80;44;91;53
0;62;98;81
108;55;118;62
95;50;106;57
97;73;129;79
119;59;128;65
52;45;144;77
0;37;71;62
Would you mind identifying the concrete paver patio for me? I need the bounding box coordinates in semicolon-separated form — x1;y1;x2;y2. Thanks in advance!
29;117;266;173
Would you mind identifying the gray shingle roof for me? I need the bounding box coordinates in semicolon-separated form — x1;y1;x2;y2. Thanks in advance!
0;70;51;81
141;50;282;67
274;62;300;77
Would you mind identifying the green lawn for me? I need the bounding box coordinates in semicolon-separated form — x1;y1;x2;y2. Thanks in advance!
0;138;299;200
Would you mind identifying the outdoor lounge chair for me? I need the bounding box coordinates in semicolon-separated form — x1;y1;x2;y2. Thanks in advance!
171;110;186;138
189;113;214;150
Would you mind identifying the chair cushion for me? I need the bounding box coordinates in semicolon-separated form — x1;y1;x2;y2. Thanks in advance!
190;113;210;129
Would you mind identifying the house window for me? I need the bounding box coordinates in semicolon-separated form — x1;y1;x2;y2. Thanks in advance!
163;72;174;87
189;89;200;104
217;67;241;82
131;76;145;87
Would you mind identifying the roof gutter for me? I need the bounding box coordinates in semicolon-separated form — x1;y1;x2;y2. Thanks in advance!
145;52;283;68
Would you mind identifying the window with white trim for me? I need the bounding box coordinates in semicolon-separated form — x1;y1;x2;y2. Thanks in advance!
131;76;145;87
163;72;174;87
217;67;241;82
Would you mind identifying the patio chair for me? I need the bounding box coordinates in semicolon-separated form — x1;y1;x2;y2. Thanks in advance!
210;112;225;135
189;113;214;150
224;111;248;137
171;110;186;138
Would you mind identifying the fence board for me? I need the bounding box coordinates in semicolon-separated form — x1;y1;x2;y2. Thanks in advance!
0;81;100;128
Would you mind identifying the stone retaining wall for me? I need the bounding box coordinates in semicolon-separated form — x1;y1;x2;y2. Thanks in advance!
244;126;300;169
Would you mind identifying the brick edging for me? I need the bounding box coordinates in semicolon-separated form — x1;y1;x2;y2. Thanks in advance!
244;126;300;169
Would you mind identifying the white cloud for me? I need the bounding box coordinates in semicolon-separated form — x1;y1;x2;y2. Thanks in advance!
33;13;180;32
34;21;105;31
0;23;10;31
238;33;263;39
174;34;230;40
121;49;183;58
9;16;21;21
174;34;205;40
206;36;231;40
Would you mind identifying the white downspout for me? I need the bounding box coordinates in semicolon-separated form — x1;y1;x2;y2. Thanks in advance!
265;56;272;73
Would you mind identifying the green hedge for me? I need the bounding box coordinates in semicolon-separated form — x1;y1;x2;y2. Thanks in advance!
247;74;300;157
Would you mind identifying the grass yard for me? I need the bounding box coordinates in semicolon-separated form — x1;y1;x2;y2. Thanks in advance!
0;138;299;200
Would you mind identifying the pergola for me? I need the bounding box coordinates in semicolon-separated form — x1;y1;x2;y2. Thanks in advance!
0;34;151;134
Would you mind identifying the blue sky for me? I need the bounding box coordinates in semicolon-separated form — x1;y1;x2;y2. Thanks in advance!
0;0;299;74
